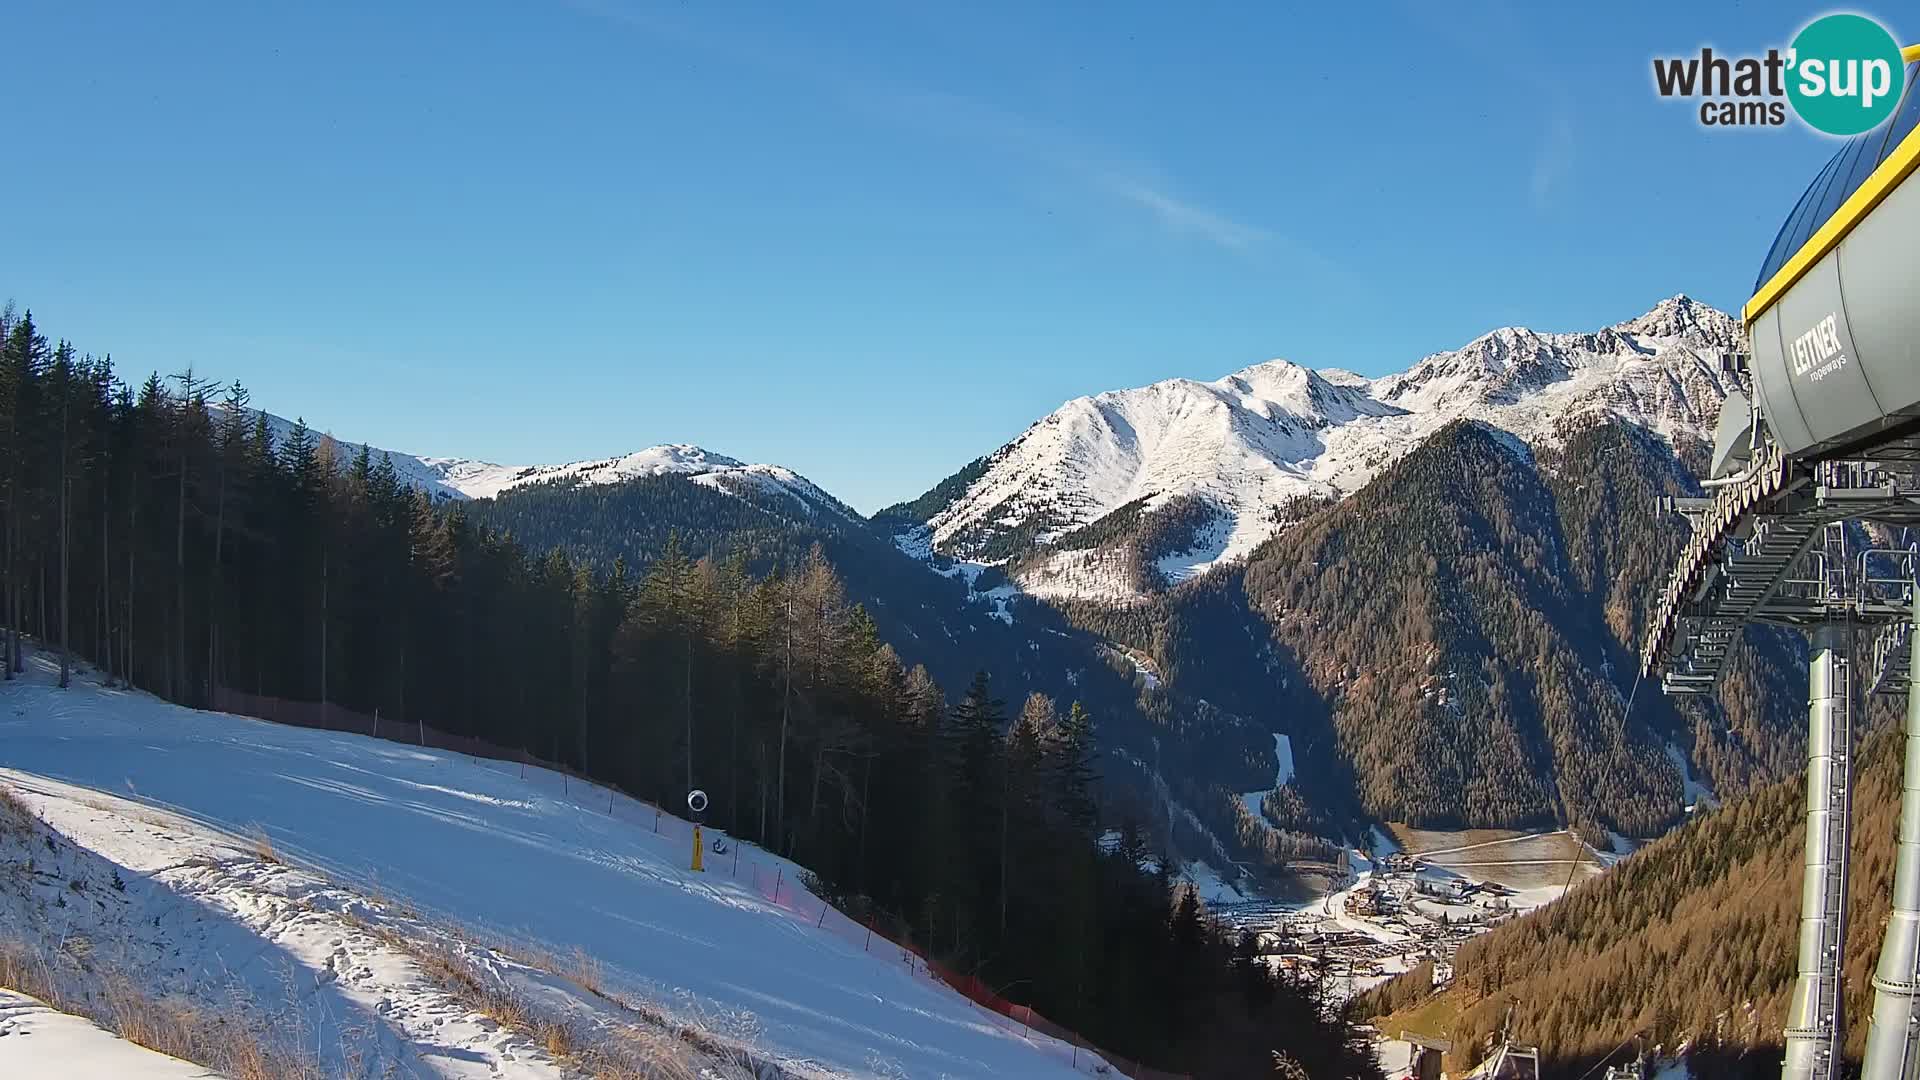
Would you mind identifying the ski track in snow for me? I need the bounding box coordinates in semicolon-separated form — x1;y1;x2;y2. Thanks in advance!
0;769;565;1079
0;654;1101;1079
1664;743;1719;813
1236;734;1294;830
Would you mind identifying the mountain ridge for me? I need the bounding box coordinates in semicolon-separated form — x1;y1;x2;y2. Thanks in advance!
891;295;1742;603
235;408;858;522
268;295;1737;583
234;294;1799;849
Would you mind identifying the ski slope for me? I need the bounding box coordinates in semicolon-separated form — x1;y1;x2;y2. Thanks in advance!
0;654;1099;1079
1237;733;1295;826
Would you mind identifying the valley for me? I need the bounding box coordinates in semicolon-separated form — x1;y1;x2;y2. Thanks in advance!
256;295;1799;872
1206;823;1616;1013
1385;826;1614;897
26;5;1910;1074
0;293;1817;1078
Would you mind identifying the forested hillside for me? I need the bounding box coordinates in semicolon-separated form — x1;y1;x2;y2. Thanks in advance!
1357;710;1905;1078
463;464;1353;874
0;305;1380;1078
119;296;1801;848
1119;417;1809;840
1535;422;1810;803
869;297;1812;839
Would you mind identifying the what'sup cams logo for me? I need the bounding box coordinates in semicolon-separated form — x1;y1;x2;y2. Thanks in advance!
1653;12;1907;135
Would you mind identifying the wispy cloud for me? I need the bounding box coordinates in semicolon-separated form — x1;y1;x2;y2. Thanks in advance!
870;89;1274;253
1403;0;1575;214
1530;107;1576;210
548;0;1292;257
1101;177;1269;251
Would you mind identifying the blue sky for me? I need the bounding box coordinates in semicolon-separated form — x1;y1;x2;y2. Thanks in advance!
2;1;1892;511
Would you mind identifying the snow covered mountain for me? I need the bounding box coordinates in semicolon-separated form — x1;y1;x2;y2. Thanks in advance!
889;296;1741;600
244;409;855;519
418;445;859;519
234;408;475;501
226;295;1760;845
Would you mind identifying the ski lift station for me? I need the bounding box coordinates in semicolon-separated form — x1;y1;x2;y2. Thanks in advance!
1642;43;1920;1080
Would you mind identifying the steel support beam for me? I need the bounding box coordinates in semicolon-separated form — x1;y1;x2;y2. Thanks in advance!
1864;594;1920;1080
1785;625;1853;1080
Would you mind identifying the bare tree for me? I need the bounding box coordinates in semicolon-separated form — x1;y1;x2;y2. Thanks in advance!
777;546;849;853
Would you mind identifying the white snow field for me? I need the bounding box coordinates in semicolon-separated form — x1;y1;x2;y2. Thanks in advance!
0;990;216;1079
0;653;1103;1079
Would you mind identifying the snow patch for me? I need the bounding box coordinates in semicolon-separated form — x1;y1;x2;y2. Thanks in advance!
980;584;1018;625
425;443;750;499
892;526;1031;624
1666;742;1720;813
1113;650;1161;690
1017;547;1153;604
1153;510;1236;585
1178;861;1249;906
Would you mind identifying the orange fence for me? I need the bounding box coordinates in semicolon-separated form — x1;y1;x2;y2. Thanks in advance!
210;687;1188;1080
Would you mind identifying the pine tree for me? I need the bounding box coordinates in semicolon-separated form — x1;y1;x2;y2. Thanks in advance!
938;671;1005;965
207;381;250;694
2;313;49;676
1053;700;1101;833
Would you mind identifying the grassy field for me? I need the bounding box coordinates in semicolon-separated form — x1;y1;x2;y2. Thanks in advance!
1369;987;1471;1046
1387;825;1607;893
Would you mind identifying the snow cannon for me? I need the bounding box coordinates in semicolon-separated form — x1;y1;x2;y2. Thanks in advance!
688;789;708;872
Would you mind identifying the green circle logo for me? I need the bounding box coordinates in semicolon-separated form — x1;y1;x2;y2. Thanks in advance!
1787;14;1906;135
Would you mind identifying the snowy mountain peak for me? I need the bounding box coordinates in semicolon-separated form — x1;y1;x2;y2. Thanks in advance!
417;444;857;519
418;443;754;500
235;412;851;521
596;443;747;474
1312;367;1374;390
1614;293;1738;343
1213;359;1405;427
906;296;1742;600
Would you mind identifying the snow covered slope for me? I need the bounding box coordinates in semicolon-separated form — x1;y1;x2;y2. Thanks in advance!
919;359;1402;571
905;296;1739;596
0;655;1097;1079
0;992;216;1080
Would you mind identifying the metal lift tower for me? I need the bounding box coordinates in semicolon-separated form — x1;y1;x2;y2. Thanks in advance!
1642;43;1920;1080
